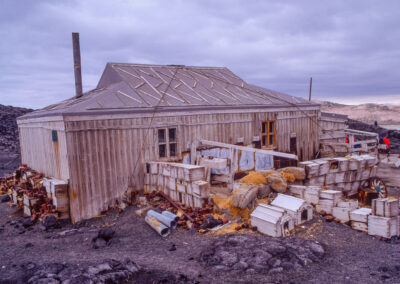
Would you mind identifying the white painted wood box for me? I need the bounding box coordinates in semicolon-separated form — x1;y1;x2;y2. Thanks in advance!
271;194;313;225
350;208;372;223
250;204;294;237
368;215;398;238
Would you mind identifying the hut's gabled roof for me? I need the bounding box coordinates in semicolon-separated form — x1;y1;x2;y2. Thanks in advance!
20;63;319;119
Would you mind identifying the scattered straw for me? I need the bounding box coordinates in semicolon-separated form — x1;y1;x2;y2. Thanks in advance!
240;172;267;185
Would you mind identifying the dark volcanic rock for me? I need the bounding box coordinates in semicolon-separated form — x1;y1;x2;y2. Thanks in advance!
0;104;33;154
42;215;59;230
0;194;11;203
200;235;324;274
97;227;115;241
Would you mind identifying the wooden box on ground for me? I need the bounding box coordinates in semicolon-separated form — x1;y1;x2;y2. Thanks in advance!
250;204;295;237
316;199;334;215
332;207;350;222
346;157;359;171
350;208;372;223
305;176;325;186
352;221;368;232
337;200;358;210
372;198;399;217
299;161;319;178
50;179;70;219
314;159;330;175
368;215;398;238
288;185;306;199
320;190;342;206
333;157;349;172
271;194;313;225
304;186;320;205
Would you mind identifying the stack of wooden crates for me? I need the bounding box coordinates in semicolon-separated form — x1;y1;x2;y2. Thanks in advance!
144;162;208;208
300;155;377;196
368;198;399;238
43;178;70;219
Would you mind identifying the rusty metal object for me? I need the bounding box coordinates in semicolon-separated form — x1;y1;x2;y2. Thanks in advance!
359;177;387;206
157;191;194;222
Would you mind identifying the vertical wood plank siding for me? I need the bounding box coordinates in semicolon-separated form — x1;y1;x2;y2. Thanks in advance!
18;120;69;181
64;109;319;222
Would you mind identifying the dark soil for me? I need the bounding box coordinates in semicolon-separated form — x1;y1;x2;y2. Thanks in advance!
1;201;400;283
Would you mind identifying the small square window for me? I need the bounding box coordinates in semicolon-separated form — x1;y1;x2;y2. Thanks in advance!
158;129;165;143
169;143;176;157
262;122;267;134
169;128;176;142
269;135;274;146
159;144;166;158
269;121;275;133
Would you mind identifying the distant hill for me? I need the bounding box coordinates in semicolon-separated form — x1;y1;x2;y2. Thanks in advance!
0;104;33;154
313;100;400;126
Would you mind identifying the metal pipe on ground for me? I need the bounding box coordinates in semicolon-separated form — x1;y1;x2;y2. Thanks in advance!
147;210;177;228
145;215;170;237
162;210;179;222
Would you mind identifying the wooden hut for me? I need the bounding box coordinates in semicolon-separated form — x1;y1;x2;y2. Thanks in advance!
17;63;320;222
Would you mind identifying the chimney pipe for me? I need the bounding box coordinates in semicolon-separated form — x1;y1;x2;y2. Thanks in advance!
72;32;83;98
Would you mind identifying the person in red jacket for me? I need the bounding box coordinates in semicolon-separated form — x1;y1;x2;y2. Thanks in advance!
383;137;390;148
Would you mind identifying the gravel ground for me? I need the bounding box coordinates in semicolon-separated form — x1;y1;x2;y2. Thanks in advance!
0;200;399;283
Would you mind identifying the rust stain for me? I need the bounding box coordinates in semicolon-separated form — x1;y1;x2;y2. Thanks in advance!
71;189;78;200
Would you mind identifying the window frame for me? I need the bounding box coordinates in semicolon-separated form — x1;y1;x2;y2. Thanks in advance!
157;127;178;159
261;120;276;149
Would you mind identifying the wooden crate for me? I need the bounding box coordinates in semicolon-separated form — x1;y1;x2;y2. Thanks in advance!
305;176;325;186
368;215;398;238
350;207;371;223
288;185;306;199
332;207;350;222
304;186;320;205
372;198;399;217
351;221;368;232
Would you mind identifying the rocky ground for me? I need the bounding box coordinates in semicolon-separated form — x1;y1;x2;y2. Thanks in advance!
1;200;400;283
0;104;33;177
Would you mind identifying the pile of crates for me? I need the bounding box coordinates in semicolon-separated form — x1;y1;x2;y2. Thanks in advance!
144;161;208;208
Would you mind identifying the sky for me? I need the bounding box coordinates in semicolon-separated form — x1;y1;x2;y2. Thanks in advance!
1;0;400;109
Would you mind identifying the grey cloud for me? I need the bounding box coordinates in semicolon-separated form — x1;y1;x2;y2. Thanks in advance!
0;0;399;108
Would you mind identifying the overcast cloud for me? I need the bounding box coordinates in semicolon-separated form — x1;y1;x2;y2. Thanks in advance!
1;0;399;109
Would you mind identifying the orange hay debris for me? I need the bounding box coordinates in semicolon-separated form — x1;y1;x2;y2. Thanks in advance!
240;172;267;185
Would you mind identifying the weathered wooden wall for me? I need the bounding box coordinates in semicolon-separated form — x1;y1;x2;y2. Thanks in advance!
63;107;319;222
18;117;69;181
319;115;348;144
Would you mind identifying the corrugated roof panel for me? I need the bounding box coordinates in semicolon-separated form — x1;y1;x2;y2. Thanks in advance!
19;63;320;119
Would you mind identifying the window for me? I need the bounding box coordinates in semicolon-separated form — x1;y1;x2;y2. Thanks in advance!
261;120;276;148
158;127;177;158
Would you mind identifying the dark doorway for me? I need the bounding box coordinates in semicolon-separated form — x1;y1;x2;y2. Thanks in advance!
301;209;308;221
290;137;297;155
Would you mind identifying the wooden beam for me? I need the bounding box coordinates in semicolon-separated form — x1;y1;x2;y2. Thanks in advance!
199;139;298;160
344;129;379;137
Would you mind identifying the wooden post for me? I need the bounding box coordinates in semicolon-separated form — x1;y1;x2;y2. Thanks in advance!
227;148;236;193
308;77;312;101
72;33;83;98
190;140;198;165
